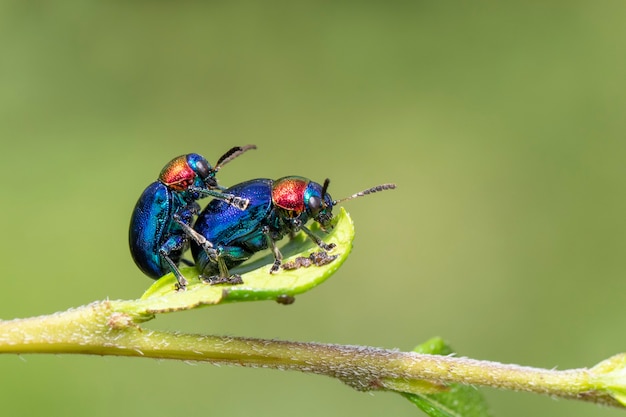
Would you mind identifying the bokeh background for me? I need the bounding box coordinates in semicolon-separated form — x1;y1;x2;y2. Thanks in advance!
1;2;625;416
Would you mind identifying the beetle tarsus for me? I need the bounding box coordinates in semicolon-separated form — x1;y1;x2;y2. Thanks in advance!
269;260;282;274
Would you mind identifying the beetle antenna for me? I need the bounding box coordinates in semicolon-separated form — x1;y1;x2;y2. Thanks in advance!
321;178;331;206
333;183;396;206
213;145;257;172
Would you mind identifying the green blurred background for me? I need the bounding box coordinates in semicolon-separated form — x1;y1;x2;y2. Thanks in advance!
1;2;625;416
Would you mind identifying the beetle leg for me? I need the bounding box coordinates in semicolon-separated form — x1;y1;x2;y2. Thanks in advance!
300;225;336;251
173;214;217;260
157;228;191;290
201;255;243;285
221;193;250;210
188;188;250;211
158;248;188;291
198;244;249;285
262;225;283;273
199;256;243;286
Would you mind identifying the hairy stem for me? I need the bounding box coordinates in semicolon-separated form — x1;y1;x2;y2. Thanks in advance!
0;300;621;408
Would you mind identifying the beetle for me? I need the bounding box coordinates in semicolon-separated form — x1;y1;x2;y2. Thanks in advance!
129;145;255;290
189;176;396;284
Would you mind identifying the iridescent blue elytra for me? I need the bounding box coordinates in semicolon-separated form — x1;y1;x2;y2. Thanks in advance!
129;145;255;290
191;176;396;283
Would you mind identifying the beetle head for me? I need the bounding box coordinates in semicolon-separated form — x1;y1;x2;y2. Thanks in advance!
159;154;215;192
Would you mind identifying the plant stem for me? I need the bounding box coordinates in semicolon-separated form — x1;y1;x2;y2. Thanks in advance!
0;300;620;408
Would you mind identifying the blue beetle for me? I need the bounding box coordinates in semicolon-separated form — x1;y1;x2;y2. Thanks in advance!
129;145;255;290
190;176;396;283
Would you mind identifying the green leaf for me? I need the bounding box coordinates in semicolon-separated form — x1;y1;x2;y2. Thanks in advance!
401;337;493;417
590;353;626;406
134;208;354;315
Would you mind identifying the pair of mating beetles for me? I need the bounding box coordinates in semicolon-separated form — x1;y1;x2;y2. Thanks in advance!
129;146;396;290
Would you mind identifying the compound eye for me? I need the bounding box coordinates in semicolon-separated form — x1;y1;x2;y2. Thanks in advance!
194;159;212;180
308;195;321;215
